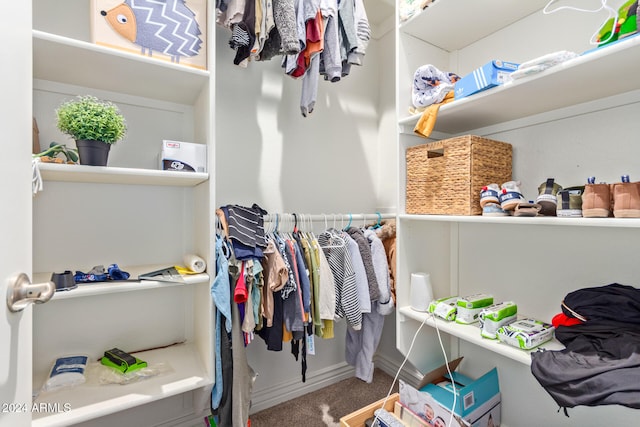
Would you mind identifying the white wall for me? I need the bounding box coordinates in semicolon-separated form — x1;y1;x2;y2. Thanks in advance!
453;1;624;74
215;25;382;213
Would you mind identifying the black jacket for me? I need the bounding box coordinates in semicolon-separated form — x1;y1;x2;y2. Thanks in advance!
531;283;640;409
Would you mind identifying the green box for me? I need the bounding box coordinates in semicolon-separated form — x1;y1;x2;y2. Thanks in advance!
428;296;459;321
101;348;147;374
456;294;494;324
479;301;518;339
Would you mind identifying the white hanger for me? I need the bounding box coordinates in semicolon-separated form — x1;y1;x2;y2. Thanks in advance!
319;213;347;249
543;0;619;45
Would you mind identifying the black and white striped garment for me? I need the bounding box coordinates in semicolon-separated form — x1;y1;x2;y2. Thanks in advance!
229;23;251;49
318;229;362;330
226;204;268;248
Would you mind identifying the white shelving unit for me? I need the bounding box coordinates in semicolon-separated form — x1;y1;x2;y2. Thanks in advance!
37;163;208;187
33;264;209;301
399;213;640;228
32;343;210;427
32;30;209;105
27;1;215;425
397;306;565;366
396;2;640;426
398;33;640;135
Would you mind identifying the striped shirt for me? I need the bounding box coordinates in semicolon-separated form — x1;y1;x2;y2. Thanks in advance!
318;229;362;330
226;204;268;248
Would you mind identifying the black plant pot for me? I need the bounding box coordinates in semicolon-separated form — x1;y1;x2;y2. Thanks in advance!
76;139;111;166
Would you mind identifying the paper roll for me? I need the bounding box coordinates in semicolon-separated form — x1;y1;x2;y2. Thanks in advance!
183;254;206;273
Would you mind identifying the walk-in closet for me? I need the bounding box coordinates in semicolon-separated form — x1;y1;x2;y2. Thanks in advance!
2;0;639;426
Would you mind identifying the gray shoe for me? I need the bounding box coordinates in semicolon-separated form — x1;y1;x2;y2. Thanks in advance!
536;178;562;216
557;186;585;217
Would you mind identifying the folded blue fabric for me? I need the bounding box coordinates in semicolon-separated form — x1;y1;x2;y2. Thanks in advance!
73;264;130;282
74;269;108;283
108;264;130;281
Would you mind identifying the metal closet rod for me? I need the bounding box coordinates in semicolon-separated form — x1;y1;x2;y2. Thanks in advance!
262;212;395;224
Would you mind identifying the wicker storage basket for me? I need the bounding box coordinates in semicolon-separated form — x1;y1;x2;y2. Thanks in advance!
406;135;512;215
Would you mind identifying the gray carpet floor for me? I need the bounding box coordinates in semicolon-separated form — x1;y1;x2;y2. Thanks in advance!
249;368;398;427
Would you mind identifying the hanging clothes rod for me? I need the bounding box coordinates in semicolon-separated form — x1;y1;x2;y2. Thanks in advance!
263;213;395;231
263;213;395;222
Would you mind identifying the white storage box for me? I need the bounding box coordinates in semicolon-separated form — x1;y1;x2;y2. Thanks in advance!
160;140;207;173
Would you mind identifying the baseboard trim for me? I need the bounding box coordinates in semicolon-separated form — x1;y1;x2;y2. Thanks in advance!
156;410;210;427
249;362;356;414
249;355;425;415
373;353;424;389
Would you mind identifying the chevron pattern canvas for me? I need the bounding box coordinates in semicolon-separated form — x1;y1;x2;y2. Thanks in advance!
91;0;207;70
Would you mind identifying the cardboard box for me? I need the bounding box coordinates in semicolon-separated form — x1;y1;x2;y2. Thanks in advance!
160;140;207;173
394;401;430;426
340;393;400;427
399;358;501;427
90;0;207;70
454;60;519;100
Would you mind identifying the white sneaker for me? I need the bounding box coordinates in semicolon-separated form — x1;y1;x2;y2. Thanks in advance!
480;183;501;208
499;181;526;211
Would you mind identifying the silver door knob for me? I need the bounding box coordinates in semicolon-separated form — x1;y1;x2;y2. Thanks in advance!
6;273;55;312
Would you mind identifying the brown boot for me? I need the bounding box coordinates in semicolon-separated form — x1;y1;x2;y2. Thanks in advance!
582;183;611;218
613;182;640;218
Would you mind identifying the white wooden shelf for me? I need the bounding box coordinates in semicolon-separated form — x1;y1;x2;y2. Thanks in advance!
37;162;208;187
398;213;640;228
33;30;210;105
31;343;212;427
398;34;640;135
34;265;209;301
398;306;565;366
399;0;548;51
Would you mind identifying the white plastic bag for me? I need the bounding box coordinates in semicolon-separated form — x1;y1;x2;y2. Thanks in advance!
41;355;89;393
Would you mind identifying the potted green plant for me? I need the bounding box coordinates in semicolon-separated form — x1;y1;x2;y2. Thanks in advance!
56;95;127;166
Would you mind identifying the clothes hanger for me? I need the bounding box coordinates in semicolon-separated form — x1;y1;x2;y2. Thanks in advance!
307;214;317;240
281;214;289;240
273;213;281;239
320;233;346;249
285;214;295;240
298;213;307;239
301;213;314;240
343;213;353;231
543;0;607;14
543;0;618;45
293;213;299;235
319;213;347;249
372;212;382;230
